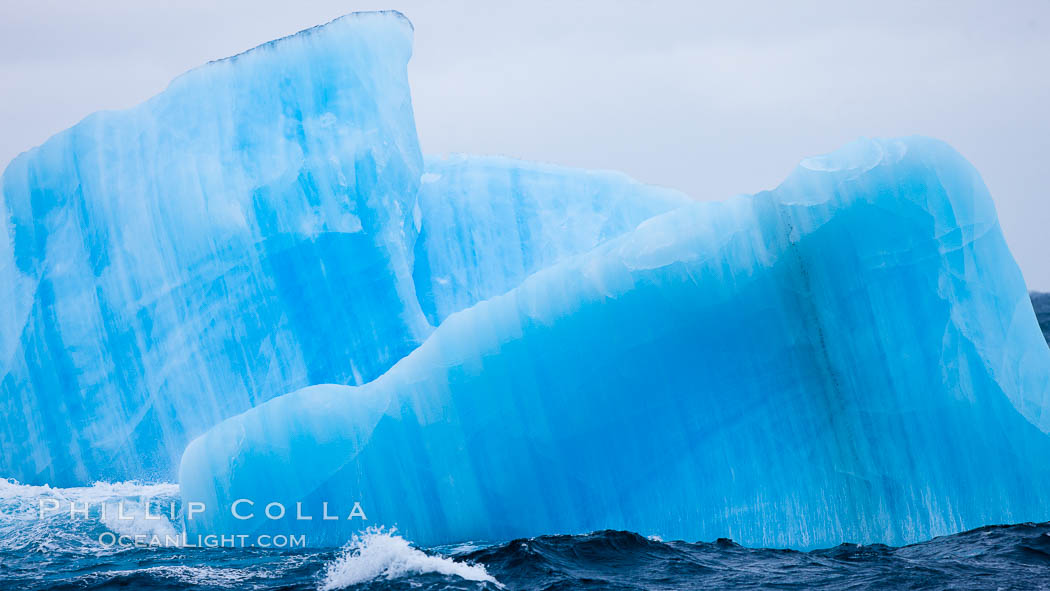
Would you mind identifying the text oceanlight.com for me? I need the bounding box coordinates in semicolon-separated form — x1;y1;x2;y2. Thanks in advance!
98;532;308;548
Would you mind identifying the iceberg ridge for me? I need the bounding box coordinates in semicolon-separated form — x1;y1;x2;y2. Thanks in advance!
180;137;1050;549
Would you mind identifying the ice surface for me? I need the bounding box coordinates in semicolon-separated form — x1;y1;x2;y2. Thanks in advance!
0;12;428;486
0;11;688;486
180;137;1050;549
413;155;689;325
3;10;1049;550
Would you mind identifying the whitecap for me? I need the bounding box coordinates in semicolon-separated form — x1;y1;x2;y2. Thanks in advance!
318;527;501;590
0;479;181;553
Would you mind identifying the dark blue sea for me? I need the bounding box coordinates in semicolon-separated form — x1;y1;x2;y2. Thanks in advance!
1;481;1048;591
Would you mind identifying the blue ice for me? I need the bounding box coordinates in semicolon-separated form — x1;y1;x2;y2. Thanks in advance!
180;137;1050;549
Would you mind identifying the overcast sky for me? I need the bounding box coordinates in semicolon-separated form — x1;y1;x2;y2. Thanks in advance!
1;1;1047;288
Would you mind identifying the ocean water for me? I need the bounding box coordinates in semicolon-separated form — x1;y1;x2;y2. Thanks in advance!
2;481;1047;591
1032;292;1050;346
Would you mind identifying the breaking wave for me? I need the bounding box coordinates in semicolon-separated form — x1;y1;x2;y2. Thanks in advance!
319;527;501;590
0;479;181;554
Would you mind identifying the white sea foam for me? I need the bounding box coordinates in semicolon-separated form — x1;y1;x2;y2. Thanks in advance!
0;478;179;503
318;527;501;590
99;498;181;542
85;565;276;587
0;479;181;552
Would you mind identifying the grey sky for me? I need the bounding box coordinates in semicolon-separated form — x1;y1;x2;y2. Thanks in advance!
1;0;1047;288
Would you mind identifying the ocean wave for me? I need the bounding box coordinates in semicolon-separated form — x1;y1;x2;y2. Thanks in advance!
0;479;181;554
0;518;1046;589
1;479;1047;590
457;526;1050;590
319;527;502;590
0;478;179;501
84;564;269;586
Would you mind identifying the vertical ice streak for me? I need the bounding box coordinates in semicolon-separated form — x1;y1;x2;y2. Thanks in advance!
0;11;427;485
180;138;1050;549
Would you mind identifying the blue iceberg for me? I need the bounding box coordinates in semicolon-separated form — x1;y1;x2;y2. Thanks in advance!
0;11;427;485
0;12;686;487
1;10;1047;549
180;136;1050;549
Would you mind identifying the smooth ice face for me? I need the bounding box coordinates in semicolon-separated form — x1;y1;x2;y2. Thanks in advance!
0;11;427;485
180;137;1050;549
413;155;690;325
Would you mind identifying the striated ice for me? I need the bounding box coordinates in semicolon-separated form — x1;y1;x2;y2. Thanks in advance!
0;12;688;486
1;10;1047;550
179;137;1050;549
413;155;689;325
0;11;426;485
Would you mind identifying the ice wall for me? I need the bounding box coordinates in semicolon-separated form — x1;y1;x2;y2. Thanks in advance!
180;137;1050;549
0;11;427;485
0;12;689;486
